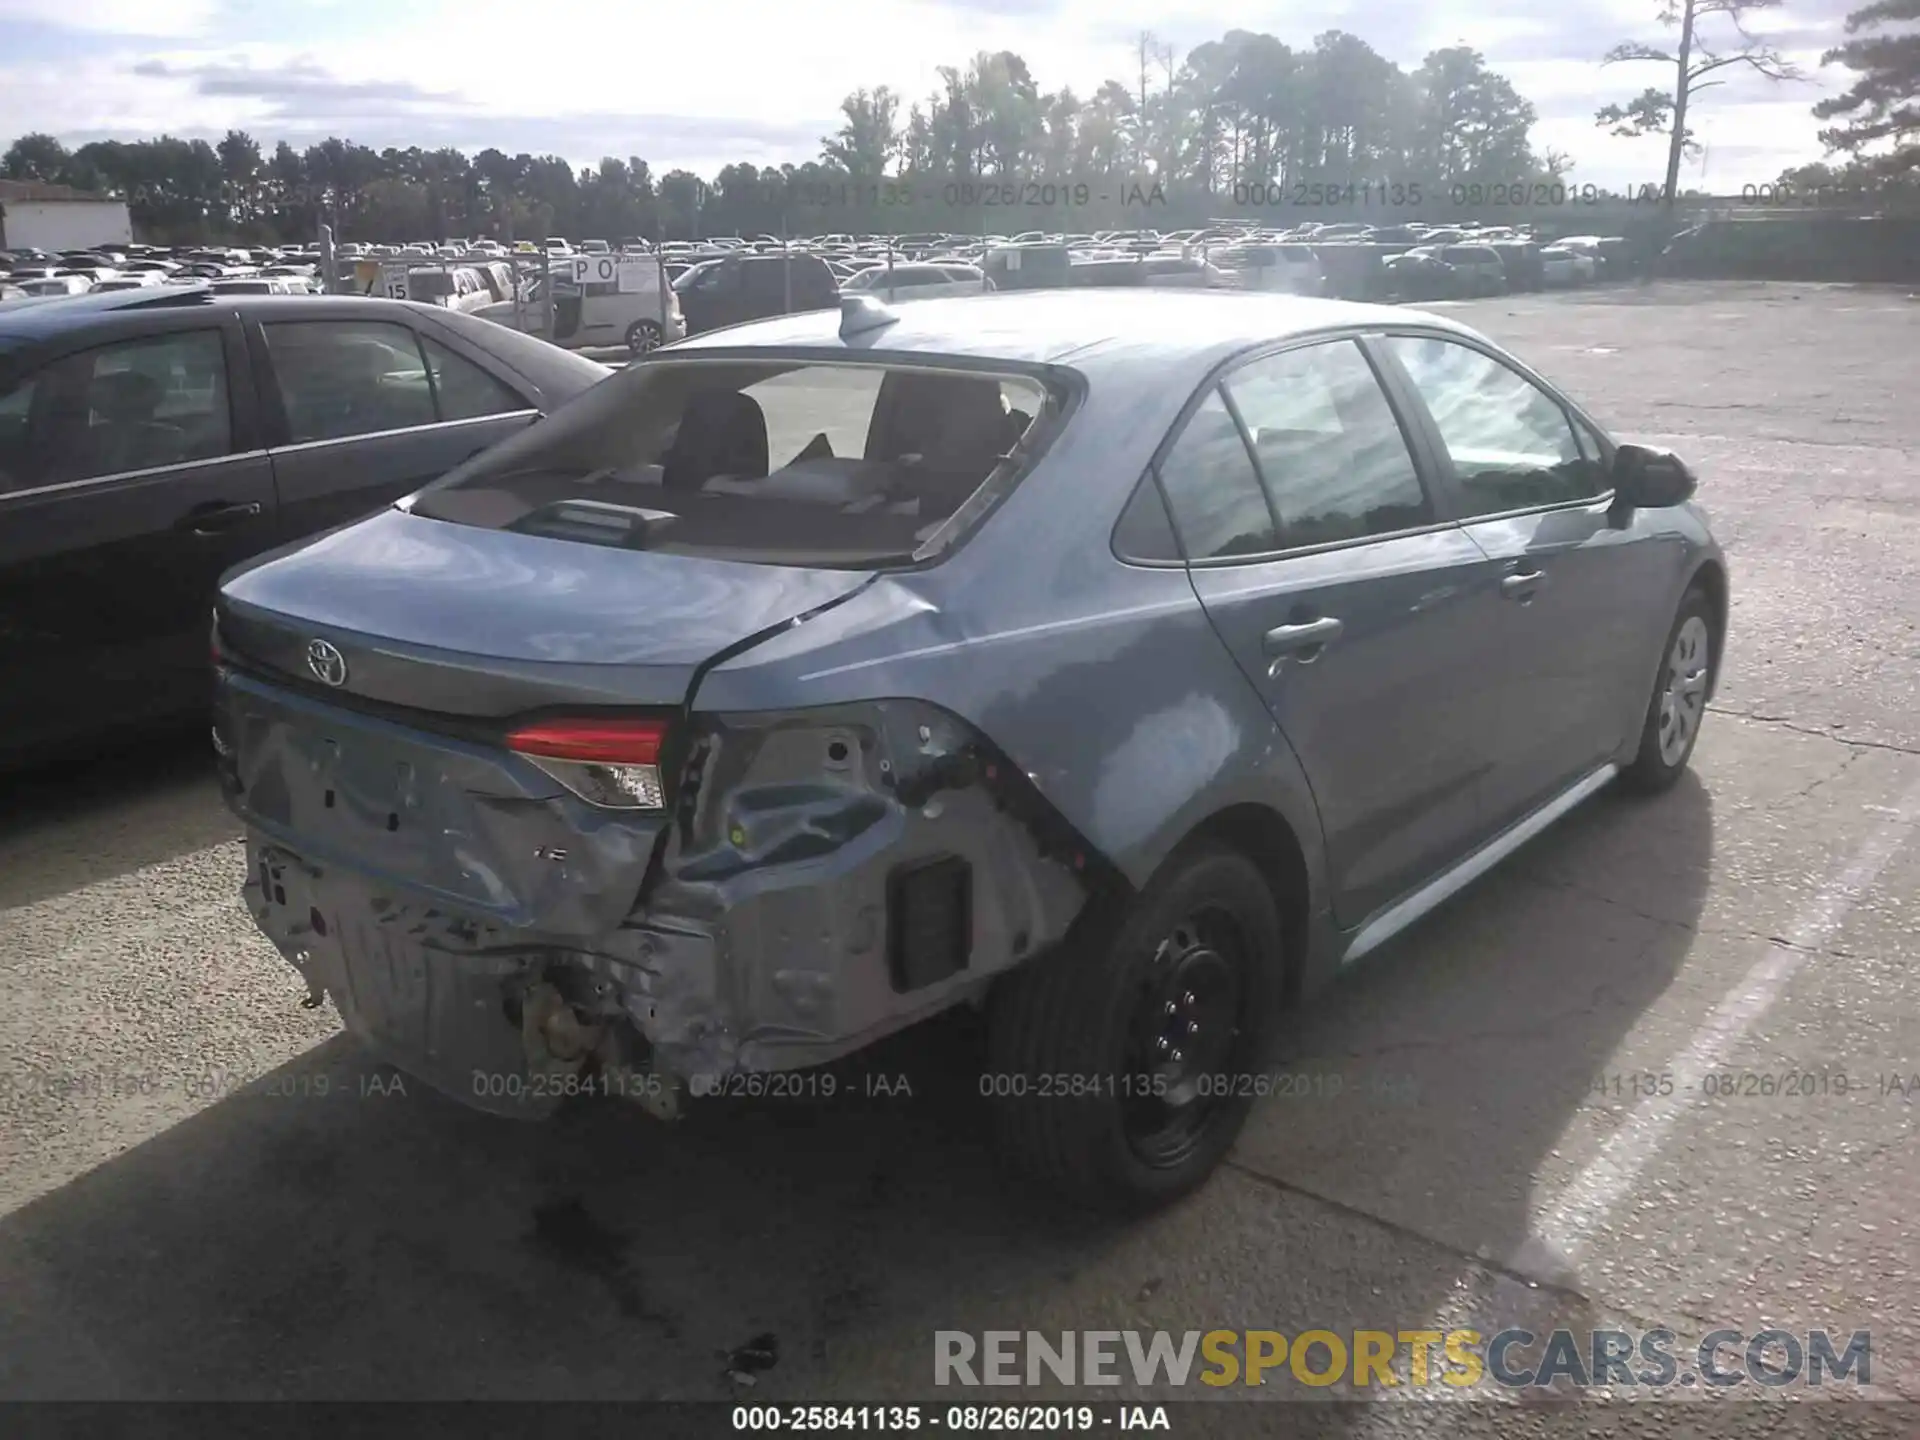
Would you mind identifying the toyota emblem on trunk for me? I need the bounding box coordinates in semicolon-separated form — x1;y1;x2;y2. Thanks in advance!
305;639;348;687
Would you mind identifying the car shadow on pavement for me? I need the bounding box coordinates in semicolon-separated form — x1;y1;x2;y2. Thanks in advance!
0;722;233;912
1232;769;1715;1410
0;1002;1133;1400
0;773;1713;1403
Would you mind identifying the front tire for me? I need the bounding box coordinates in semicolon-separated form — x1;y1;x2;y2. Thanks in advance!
1619;585;1717;793
986;842;1285;1212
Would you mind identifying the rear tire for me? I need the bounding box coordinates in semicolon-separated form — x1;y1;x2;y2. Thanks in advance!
626;319;663;356
986;842;1285;1213
1619;585;1717;794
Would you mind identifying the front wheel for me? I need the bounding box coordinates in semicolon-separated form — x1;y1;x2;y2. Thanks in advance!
625;319;663;356
985;842;1285;1212
1619;585;1717;793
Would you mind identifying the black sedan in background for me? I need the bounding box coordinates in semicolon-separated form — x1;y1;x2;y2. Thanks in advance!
0;285;610;765
1381;247;1464;300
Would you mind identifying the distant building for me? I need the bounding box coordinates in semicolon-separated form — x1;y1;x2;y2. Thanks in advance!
0;179;134;251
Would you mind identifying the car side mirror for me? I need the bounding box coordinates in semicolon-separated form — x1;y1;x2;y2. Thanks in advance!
1611;442;1696;509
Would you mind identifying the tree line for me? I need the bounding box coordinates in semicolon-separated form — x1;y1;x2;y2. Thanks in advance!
0;29;1558;243
2;5;1914;245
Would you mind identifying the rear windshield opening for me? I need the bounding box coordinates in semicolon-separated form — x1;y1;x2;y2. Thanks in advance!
408;358;1055;568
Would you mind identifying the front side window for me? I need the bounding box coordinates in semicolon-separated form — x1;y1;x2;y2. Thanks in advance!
1381;334;1603;516
407;358;1052;567
1572;413;1610;466
35;329;233;483
1223;339;1431;547
263;320;436;443
1153;389;1277;560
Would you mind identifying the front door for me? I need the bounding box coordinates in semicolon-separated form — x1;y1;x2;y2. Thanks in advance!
1372;332;1675;832
1160;337;1507;927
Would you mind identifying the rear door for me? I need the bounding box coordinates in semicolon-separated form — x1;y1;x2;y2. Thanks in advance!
1149;335;1508;927
1373;331;1673;832
0;312;276;752
251;313;541;543
574;279;628;346
743;258;789;319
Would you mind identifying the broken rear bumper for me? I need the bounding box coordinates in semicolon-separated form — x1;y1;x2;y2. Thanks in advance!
236;698;1100;1116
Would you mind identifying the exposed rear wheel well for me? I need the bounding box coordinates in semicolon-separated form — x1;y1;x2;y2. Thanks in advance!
1187;804;1309;1003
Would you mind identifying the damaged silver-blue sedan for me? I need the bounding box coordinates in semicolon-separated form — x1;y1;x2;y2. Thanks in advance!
213;288;1726;1210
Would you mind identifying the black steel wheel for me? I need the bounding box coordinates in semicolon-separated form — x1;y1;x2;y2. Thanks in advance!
987;841;1285;1212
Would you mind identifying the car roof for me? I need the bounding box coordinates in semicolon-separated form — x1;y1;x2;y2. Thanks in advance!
668;288;1477;381
0;285;463;341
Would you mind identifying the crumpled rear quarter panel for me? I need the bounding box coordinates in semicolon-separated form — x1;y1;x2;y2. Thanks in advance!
627;699;1092;1075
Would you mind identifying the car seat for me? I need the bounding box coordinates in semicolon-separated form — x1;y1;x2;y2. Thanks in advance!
83;370;183;474
865;373;1017;475
660;390;771;491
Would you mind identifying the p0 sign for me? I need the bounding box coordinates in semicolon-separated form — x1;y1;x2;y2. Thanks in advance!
572;255;622;287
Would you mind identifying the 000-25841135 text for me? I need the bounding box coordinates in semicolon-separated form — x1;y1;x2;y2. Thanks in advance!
730;1405;1132;1431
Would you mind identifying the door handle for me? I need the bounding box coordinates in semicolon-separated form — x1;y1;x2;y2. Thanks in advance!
175;500;264;535
1263;616;1343;671
1500;569;1547;602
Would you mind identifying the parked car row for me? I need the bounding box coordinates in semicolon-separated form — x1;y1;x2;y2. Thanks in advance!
1;242;329;301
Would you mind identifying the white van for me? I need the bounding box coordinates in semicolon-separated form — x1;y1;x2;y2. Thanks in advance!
474;258;685;356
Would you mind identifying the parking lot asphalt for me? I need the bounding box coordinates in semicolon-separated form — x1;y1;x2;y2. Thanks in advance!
1;282;1916;1428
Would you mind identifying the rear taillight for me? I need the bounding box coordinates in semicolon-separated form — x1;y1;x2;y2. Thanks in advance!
506;717;670;811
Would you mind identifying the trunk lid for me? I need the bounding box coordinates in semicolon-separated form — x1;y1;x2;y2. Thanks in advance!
218;505;875;715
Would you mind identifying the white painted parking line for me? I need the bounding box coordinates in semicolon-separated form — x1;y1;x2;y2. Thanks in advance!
1530;771;1920;1266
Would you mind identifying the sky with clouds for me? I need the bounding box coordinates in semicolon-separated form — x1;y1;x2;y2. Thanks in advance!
0;0;1869;192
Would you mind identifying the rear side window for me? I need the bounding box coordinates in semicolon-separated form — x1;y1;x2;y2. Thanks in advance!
0;371;41;492
420;335;527;421
32;330;233;484
408;358;1054;568
1152;389;1276;560
1222;340;1431;547
263;320;437;443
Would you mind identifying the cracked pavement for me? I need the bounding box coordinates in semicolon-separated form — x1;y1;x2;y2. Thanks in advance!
0;282;1915;1430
